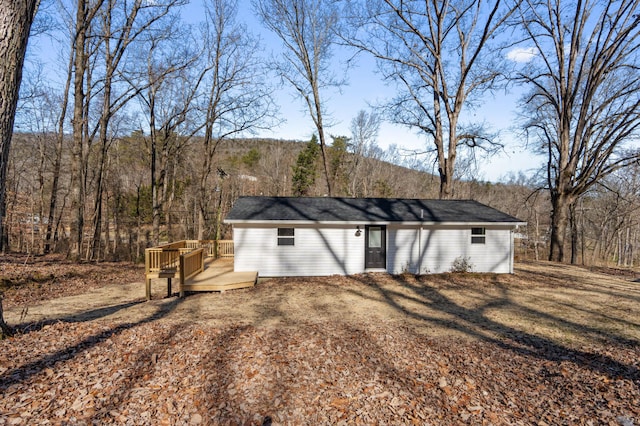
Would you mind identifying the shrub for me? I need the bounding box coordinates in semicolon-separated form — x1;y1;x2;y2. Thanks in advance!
450;256;474;273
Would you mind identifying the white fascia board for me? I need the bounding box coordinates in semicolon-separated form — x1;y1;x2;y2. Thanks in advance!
224;220;389;225
431;221;528;227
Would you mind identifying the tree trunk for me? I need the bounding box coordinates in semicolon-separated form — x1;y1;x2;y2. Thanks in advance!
0;0;40;335
70;0;90;258
315;106;332;197
45;86;69;253
549;193;573;262
533;209;541;261
438;159;455;199
570;202;578;264
91;111;111;260
150;132;160;245
0;0;40;252
197;209;205;241
0;292;14;338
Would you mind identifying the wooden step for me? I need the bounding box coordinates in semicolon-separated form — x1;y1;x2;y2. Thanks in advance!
182;271;258;292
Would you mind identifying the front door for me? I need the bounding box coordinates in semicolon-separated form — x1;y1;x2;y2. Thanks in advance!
365;225;386;269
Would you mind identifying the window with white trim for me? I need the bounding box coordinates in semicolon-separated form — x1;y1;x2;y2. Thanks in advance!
471;227;486;244
277;227;295;246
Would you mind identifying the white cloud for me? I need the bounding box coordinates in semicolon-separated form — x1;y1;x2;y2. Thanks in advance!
506;47;537;63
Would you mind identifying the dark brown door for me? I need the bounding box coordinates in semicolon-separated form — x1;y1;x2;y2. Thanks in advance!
365;225;386;269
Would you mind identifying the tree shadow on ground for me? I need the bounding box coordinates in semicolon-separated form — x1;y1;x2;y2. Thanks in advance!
11;300;147;333
0;296;185;390
347;272;640;387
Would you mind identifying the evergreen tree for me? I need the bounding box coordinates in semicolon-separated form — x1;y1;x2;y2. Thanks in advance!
329;135;350;195
292;135;320;196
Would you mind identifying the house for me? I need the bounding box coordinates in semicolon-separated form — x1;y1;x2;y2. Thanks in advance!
224;196;526;276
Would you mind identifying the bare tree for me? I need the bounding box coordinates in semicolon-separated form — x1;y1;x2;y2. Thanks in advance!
194;0;275;240
0;0;40;336
67;0;182;258
516;0;640;262
582;167;640;266
88;0;185;260
69;0;105;258
13;64;57;254
46;47;74;254
347;0;519;199
135;19;201;245
348;109;380;196
254;0;342;196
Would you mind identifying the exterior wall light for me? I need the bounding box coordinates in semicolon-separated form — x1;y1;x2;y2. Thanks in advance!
355;225;362;237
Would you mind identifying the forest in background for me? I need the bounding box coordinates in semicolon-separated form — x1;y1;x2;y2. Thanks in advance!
5;132;639;267
1;0;639;267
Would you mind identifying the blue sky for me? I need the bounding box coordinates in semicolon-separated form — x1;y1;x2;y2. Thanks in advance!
180;0;542;183
25;0;543;183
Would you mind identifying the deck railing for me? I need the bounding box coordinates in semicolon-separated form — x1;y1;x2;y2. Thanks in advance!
144;239;233;300
183;239;233;258
179;248;205;298
144;241;194;275
216;240;234;257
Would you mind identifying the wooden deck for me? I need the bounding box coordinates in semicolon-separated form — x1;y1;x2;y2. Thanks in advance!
180;258;258;295
145;240;256;299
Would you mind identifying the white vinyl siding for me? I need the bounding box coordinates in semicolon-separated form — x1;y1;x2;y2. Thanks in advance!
388;225;514;274
233;223;515;276
467;227;512;273
419;227;469;274
417;226;513;273
387;226;421;274
233;224;365;276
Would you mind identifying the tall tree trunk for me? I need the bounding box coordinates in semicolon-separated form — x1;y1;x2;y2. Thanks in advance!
149;124;160;245
45;52;73;253
90;7;114;260
313;91;332;197
0;0;39;337
197;209;205;240
549;192;574;262
135;184;142;259
165;163;175;241
91;103;111;259
70;0;90;258
0;0;40;252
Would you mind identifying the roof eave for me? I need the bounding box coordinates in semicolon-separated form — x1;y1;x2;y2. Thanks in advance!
224;219;527;227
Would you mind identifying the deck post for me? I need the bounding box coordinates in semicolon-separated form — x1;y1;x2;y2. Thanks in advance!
179;254;185;298
145;278;151;301
167;278;172;298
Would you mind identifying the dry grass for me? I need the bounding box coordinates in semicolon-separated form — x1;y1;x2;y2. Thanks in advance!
5;259;639;349
1;259;639;424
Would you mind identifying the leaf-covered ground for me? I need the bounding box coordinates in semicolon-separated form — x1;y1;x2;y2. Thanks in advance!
1;254;142;309
1;256;639;425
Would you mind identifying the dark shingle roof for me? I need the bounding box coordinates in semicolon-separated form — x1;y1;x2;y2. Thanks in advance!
225;196;524;224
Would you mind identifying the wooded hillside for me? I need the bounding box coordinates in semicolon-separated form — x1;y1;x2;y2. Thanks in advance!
5;132;639;267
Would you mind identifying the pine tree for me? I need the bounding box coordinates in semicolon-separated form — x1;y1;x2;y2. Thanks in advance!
329;135;350;195
292;135;320;196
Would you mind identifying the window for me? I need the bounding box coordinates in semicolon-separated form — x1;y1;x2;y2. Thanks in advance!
471;227;486;244
368;227;382;248
277;228;295;246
